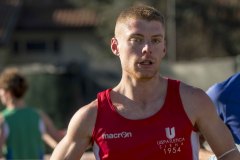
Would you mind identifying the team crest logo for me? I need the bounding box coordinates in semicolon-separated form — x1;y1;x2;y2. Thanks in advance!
165;127;175;139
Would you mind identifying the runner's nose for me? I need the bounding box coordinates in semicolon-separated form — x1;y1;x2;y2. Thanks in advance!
142;43;152;55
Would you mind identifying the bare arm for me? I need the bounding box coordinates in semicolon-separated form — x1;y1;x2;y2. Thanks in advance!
50;100;97;160
180;83;240;160
38;110;63;148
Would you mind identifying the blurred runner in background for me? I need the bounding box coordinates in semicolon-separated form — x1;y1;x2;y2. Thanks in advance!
0;67;63;160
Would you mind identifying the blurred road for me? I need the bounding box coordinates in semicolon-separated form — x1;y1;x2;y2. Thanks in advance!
45;152;95;160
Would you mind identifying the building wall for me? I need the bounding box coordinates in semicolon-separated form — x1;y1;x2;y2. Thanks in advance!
161;57;236;90
2;30;104;65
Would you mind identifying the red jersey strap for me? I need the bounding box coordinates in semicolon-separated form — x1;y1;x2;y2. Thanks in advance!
168;78;180;91
96;88;113;114
92;89;113;142
166;78;196;131
165;78;183;110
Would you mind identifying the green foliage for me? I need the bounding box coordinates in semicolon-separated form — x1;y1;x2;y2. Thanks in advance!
81;0;240;60
65;0;240;60
175;0;240;60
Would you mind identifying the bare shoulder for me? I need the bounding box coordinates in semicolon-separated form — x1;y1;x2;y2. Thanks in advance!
67;99;98;139
180;82;210;101
50;100;99;159
73;99;98;122
180;82;212;108
179;82;216;124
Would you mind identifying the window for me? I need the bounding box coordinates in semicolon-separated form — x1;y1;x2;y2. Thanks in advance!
13;41;19;54
11;38;61;55
26;41;47;52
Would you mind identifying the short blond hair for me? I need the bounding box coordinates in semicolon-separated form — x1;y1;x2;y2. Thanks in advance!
115;5;165;36
117;5;164;23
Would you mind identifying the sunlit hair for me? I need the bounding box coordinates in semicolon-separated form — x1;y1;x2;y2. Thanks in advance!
114;5;165;37
116;5;165;26
0;67;28;98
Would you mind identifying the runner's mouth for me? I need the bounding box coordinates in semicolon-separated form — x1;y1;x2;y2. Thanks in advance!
139;60;153;65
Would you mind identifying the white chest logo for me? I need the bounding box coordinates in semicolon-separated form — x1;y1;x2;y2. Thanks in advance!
165;127;175;139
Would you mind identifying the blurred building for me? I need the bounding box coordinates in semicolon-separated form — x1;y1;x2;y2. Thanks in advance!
0;0;104;67
0;0;119;128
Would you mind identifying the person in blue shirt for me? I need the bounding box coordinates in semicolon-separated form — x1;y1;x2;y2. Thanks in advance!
206;72;240;144
206;72;240;160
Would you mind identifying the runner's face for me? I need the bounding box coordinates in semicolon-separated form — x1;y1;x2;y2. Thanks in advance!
111;18;166;80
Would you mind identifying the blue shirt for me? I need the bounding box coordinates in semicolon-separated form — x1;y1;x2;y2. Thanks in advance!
206;72;240;144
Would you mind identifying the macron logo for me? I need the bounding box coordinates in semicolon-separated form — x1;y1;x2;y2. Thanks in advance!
102;131;132;139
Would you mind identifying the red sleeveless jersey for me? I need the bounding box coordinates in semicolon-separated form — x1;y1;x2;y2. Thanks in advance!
92;79;199;160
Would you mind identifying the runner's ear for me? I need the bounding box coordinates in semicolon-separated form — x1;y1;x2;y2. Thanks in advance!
111;37;119;56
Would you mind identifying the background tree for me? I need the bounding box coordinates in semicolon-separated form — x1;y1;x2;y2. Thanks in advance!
67;0;240;61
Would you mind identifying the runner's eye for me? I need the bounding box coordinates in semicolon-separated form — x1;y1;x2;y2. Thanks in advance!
151;38;162;44
129;37;143;43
